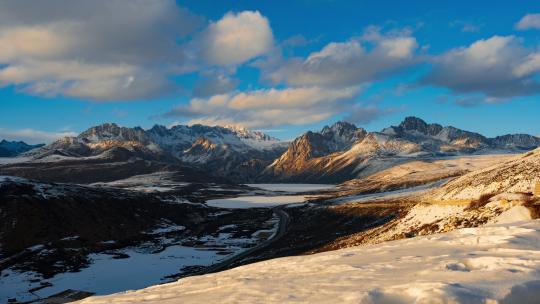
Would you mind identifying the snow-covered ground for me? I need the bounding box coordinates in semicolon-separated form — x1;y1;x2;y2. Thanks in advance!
76;219;540;304
91;172;190;193
0;221;279;302
245;183;335;193
206;184;336;209
206;195;308;209
0;156;31;164
330;178;451;204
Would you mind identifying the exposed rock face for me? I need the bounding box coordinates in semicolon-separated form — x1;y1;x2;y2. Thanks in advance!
490;134;540;149
398;116;444;136
262;117;540;183
30;123;164;161
382;116;489;152
7;117;540;184
22;123;287;183
79;123;149;144
261;122;367;181
319;121;368;151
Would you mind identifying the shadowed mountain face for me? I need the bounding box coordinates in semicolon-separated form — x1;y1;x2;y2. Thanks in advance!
0;140;44;157
1;117;539;184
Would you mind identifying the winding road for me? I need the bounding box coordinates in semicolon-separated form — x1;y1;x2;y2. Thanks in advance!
195;206;290;275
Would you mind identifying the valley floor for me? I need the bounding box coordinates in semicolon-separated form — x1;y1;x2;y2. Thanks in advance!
2;151;538;303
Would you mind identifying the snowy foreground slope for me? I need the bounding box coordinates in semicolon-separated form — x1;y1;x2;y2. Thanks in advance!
78;220;540;304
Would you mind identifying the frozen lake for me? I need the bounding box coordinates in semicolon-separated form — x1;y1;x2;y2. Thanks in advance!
206;195;308;209
207;184;335;209
0;223;277;302
245;184;336;193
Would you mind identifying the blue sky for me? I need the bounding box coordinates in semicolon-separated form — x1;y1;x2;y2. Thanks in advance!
1;0;540;143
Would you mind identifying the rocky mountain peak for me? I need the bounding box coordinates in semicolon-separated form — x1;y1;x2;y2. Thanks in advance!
399;116;443;136
78;123;148;144
320;121;367;150
321;121;357;135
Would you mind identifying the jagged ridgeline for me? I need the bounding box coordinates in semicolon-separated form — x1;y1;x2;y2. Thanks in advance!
4;117;540;184
261;117;540;183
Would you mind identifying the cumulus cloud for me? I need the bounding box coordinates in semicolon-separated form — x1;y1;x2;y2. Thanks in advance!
262;28;417;88
422;35;540;98
165;86;362;128
516;13;540;30
0;0;203;100
0;128;77;144
198;11;274;66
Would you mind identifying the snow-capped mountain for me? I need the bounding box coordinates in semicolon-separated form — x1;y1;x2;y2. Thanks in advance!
383;116;540;152
25;123;287;182
33;123;285;158
146;124;285;158
0;140;44;157
382;116;489;152
262;117;540;183
260;121;367;181
8;117;540;184
31;123;166;161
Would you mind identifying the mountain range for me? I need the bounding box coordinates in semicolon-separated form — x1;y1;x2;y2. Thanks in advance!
262;116;540;182
3;117;540;184
0;140;44;157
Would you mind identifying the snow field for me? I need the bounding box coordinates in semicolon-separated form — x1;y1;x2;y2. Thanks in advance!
76;220;540;304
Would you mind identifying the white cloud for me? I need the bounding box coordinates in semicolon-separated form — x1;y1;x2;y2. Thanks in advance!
513;52;540;77
0;0;200;100
262;28;417;88
0;3;279;100
165;86;362;128
0;128;77;144
193;73;239;98
199;11;273;66
422;36;540;98
516;13;540;30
